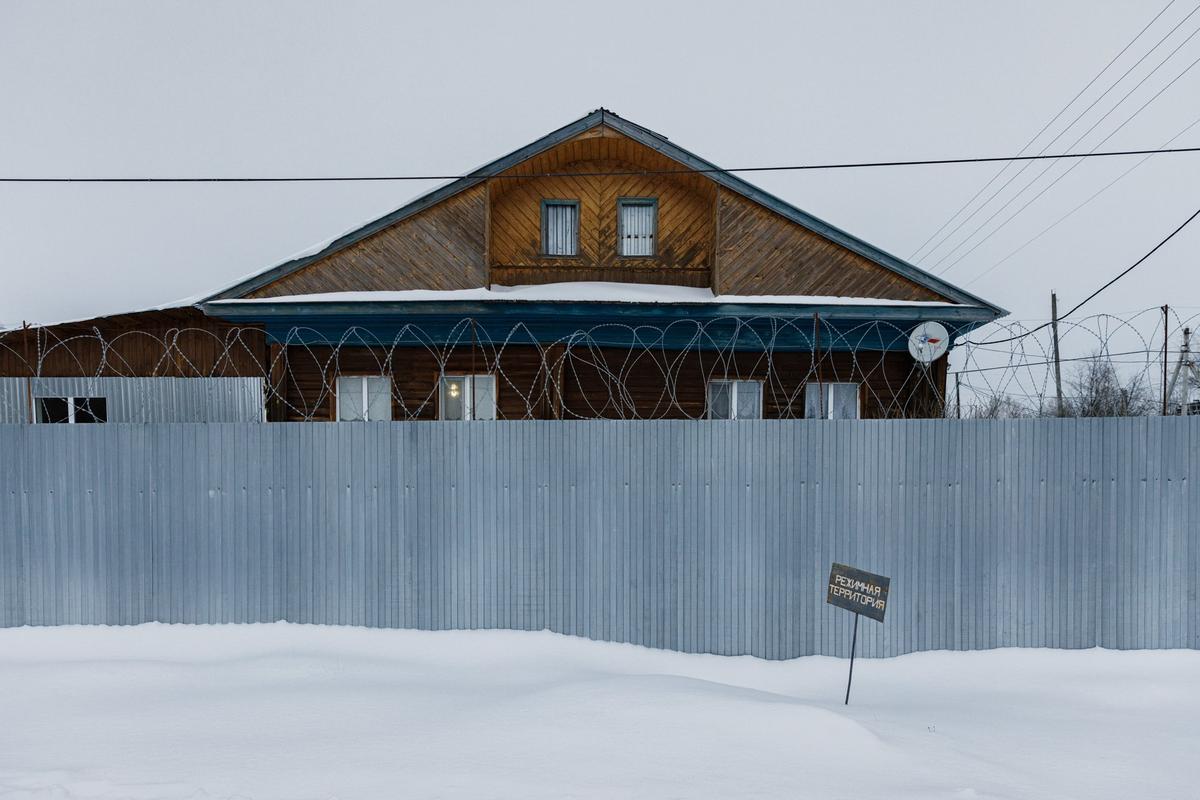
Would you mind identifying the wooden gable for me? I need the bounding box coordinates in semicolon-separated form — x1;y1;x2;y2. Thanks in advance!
235;120;953;304
715;191;945;300
488;126;716;288
245;183;488;299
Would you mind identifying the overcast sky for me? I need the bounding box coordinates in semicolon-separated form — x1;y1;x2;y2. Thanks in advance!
2;0;1199;349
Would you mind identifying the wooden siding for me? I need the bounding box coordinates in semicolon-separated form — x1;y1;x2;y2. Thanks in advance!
276;344;946;421
0;309;266;378
559;348;946;419
224;124;955;303
246;184;488;298
715;191;948;301
274;344;557;422
488;127;715;286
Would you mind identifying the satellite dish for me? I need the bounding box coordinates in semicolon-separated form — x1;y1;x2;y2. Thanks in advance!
908;321;950;364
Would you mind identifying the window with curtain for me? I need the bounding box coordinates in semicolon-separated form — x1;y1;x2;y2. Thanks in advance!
336;376;392;422
541;200;579;256
440;374;497;421
804;382;860;419
707;380;763;420
618;198;657;256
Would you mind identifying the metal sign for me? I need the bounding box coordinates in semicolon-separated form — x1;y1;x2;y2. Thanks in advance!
826;562;890;623
826;562;891;706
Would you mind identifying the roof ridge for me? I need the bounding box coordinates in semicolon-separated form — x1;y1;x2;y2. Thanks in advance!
201;110;1004;316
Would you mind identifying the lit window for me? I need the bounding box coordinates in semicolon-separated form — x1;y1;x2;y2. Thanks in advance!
805;382;860;419
336;376;392;422
618;198;656;256
707;380;762;420
440;374;497;420
541;200;579;256
36;396;107;424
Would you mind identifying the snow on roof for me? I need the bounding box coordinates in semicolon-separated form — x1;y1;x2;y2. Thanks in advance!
208;282;962;307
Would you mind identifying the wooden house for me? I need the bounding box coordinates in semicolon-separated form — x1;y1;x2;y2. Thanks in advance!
0;109;1005;423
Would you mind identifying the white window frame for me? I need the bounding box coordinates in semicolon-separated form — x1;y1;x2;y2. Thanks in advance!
440;374;497;421
34;395;107;424
707;379;763;420
335;375;392;422
806;382;861;420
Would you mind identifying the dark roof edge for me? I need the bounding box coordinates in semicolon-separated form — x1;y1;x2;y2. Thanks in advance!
201;298;997;325
204;110;609;301
599;113;1006;316
204;108;1007;317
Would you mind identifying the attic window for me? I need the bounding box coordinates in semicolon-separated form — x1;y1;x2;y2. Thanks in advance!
618;198;657;257
541;200;579;256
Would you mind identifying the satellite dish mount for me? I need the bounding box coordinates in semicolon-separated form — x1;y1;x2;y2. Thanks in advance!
908;321;950;366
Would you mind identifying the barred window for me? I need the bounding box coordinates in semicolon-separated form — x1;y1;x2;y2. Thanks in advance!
618;198;656;256
541;200;579;256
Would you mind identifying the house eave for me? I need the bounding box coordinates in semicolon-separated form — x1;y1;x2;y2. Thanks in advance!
201;298;997;324
200;108;1008;317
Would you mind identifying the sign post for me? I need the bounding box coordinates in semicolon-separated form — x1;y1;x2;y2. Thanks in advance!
826;563;890;705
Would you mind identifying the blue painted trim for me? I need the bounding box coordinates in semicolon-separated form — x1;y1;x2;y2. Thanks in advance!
202;299;992;352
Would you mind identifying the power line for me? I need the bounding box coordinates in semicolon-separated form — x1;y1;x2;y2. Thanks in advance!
3;145;1200;183
964;203;1200;346
916;1;1200;266
964;111;1200;287
932;25;1200;275
907;0;1183;262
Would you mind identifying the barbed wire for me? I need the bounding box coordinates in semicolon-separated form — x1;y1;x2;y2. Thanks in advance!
1;308;1197;422
953;305;1200;417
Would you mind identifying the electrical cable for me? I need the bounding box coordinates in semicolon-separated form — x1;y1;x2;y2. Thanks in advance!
963;203;1200;346
907;0;1184;261
2;146;1200;183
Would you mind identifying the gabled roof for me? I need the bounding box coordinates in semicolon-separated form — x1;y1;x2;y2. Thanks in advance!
205;109;1006;316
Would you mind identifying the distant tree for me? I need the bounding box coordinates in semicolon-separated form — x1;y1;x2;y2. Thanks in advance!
964;393;1033;419
1064;354;1154;417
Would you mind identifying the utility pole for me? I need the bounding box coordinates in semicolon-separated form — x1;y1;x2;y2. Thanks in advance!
1162;305;1170;416
1050;292;1064;417
1166;327;1195;416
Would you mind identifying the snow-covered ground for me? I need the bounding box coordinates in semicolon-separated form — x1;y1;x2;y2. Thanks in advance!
0;625;1195;800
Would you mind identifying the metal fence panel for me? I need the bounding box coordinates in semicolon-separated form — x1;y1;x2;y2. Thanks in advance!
0;377;264;424
0;418;1196;657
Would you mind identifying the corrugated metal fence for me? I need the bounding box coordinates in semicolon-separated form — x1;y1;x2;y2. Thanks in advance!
0;419;1196;657
0;377;265;424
